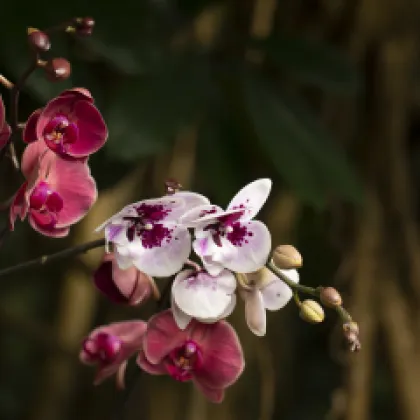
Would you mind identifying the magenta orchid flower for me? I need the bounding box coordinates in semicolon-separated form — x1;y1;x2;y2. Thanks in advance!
137;309;244;403
180;179;272;276
0;95;11;150
171;268;236;329
80;320;146;386
23;88;107;158
95;192;210;277
238;268;299;336
94;252;159;305
10;140;97;237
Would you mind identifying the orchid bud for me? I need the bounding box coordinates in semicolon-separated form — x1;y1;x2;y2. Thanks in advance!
27;28;51;52
74;17;95;36
44;58;71;82
165;179;182;195
272;245;302;269
299;299;324;324
320;287;342;308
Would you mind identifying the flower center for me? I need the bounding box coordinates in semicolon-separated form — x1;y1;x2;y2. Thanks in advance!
82;332;122;364
29;181;64;228
43;115;78;154
166;340;202;382
122;203;175;249
203;211;253;247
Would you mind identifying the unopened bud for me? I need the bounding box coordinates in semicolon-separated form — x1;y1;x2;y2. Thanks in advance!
27;28;51;52
320;287;342;308
44;58;71;82
74;17;95;36
299;299;325;324
343;321;361;352
272;245;302;269
165;179;182;195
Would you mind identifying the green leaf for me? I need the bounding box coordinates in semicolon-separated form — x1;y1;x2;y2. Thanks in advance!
242;72;363;206
105;55;214;161
254;34;361;94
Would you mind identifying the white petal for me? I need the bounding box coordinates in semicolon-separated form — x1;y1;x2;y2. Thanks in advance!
172;269;236;320
260;280;293;311
201;256;225;277
244;289;266;336
114;248;135;269
281;268;300;284
197;293;237;323
180;204;224;227
221;220;271;273
227;178;272;221
171;295;192;330
193;236;225;276
172;191;210;214
128;226;191;277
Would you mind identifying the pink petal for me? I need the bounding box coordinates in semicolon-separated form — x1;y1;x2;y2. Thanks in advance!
143;309;189;364
193;380;225;403
58;88;93;102
9;182;29;230
0;123;11;150
191;321;244;389
23;109;42;143
28;213;70;237
45;154;97;227
0;95;5;128
222;220;271;273
117;225;191;277
260;269;299;311
172;269;236;320
227;179;272;221
243;289;266;336
67;100;107;157
21;140;49;180
136;349;167;375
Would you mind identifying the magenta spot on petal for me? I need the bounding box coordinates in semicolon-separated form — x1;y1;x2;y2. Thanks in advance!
199;207;218;217
135;203;171;222
226;222;249;246
166;340;202;382
141;224;172;248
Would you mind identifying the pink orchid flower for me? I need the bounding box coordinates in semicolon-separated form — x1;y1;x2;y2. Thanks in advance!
238;267;299;336
180;179;272;276
171;268;236;329
137;309;244;403
95;192;210;277
0;95;11;150
80;320;146;386
23;88;107;158
10;140;97;237
94;252;159;305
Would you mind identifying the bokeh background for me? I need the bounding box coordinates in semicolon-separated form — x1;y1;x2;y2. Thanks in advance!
1;0;419;419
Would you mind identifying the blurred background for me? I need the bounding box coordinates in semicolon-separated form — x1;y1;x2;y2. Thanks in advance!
0;0;419;419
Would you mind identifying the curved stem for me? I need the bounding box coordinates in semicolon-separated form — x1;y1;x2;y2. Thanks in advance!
0;238;105;278
0;74;13;89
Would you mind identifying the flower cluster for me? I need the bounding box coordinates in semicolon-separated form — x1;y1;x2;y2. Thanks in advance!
81;179;305;402
8;88;107;236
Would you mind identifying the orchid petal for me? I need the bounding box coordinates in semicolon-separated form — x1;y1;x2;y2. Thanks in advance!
227;178;272;221
193;380;224;403
243;289;266;336
197;293;237;324
9;182;29;230
171;295;192;330
0;95;5;129
172;269;236;320
222;220;271;273
136;350;167;375
23;109;42;143
191;321;244;389
180;204;224;227
261;269;299;311
143;309;189;364
28;214;70;237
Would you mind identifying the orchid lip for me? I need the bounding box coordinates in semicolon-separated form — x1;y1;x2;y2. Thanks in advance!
166;340;202;382
43;115;79;154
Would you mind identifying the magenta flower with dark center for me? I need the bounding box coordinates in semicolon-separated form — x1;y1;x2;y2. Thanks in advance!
80;321;147;385
137;309;244;403
180;179;273;276
23;88;107;158
0;95;11;150
10;140;97;237
96;192;211;277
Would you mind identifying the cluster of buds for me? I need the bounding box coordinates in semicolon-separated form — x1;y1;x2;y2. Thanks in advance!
26;17;95;83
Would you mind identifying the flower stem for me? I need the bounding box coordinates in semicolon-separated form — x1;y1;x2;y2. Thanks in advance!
0;238;105;278
267;261;320;297
0;74;13;89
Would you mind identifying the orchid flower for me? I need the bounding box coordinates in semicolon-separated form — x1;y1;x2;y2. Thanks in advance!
80;320;146;386
23;88;107;158
95;192;210;277
93;252;159;305
171;268;236;329
137;309;244;403
238;267;299;336
10;140;97;237
180;179;272;276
